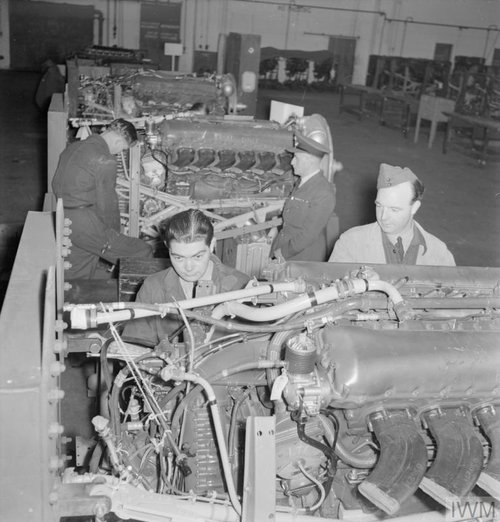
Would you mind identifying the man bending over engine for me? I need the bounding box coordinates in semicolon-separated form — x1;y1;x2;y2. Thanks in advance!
329;163;455;265
122;209;250;346
52;119;153;278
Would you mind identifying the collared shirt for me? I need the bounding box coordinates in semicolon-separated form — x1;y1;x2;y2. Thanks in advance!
298;169;321;188
179;260;214;298
382;225;427;264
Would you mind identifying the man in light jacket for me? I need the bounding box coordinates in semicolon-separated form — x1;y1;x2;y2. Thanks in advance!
329;163;455;266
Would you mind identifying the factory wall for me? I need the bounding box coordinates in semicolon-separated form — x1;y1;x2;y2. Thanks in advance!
0;0;10;69
1;0;498;83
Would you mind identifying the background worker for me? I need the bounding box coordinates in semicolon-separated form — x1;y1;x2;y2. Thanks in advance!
35;59;65;112
329;163;455;266
122;209;250;347
52;118;153;278
271;122;338;261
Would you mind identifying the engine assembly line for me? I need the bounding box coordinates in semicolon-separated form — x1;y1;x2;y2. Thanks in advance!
2;204;500;521
2;0;500;519
47;60;341;278
2;58;499;522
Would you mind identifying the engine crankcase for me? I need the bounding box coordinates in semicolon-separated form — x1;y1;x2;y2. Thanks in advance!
321;325;500;413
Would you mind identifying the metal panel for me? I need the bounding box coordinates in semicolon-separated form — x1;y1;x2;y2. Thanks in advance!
0;212;58;522
242;416;276;522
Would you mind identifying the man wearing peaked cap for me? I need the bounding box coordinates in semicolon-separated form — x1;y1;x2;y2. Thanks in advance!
288;129;331;157
271;115;339;262
329;163;455;266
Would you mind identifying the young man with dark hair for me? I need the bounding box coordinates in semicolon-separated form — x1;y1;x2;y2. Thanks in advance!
122;209;250;346
52;118;153;278
329;163;455;266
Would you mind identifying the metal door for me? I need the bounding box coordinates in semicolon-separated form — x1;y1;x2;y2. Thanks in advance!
328;36;356;87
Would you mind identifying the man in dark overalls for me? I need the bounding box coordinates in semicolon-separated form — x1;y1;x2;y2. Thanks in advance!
52;119;153;278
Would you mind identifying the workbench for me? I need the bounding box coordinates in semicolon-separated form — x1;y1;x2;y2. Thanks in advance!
442;111;500;165
339;84;418;136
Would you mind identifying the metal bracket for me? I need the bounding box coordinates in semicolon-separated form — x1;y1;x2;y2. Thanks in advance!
242;416;276;522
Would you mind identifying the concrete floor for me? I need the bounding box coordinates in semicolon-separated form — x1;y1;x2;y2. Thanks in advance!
1;69;499;299
255;88;500;268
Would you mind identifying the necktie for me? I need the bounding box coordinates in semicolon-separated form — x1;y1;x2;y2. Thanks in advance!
192;282;197;299
394;236;404;263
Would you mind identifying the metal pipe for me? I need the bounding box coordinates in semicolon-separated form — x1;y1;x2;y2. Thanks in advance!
378;16;387;56
210;359;286;381
105;0;111;47
318;414;377;469
233;0;386;17
94;10;104;46
400;17;413;56
284;0;292;50
231;0;499;33
483;25;499;59
113;0;118;41
212;278;406;322
92;416;129;477
69;281;304;329
160;368;241;515
387;17;500;32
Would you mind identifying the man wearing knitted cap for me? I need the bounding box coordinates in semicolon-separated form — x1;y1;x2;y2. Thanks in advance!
329;163;455;265
271;122;338;261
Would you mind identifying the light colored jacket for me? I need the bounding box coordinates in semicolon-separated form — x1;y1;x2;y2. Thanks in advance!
329;221;455;266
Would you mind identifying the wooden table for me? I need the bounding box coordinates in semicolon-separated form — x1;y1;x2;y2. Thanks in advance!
443;111;500;165
339;84;418;136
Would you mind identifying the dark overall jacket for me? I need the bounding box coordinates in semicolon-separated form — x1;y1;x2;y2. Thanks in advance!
52;134;152;278
272;171;338;261
122;255;250;346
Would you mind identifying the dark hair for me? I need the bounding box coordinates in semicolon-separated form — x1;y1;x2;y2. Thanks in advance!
411;179;425;203
108;118;137;145
161;209;214;247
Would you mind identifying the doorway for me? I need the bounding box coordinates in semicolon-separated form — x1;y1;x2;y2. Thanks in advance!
328;36;356;88
140;1;182;70
434;43;453;62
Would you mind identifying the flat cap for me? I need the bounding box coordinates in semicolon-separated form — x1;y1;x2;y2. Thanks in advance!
377;163;418;189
